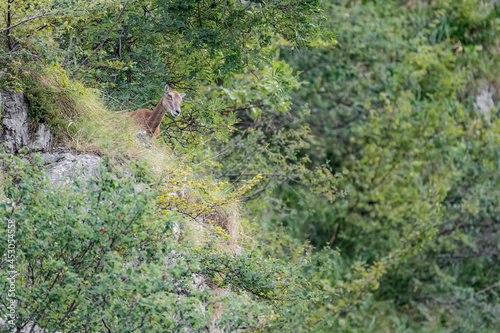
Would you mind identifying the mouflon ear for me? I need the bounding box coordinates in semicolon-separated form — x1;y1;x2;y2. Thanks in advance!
179;93;186;98
163;84;170;95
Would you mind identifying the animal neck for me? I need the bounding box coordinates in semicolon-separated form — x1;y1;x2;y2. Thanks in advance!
146;96;168;134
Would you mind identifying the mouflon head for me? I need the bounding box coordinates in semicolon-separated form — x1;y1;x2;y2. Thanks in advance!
161;84;186;118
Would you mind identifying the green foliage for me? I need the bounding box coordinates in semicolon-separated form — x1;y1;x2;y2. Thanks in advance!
22;78;61;126
0;0;329;107
0;153;353;332
197;59;341;202
0;154;208;332
274;0;500;331
19;73;72;130
2;0;500;331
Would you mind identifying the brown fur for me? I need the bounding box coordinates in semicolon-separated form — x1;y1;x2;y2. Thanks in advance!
128;108;160;136
128;88;185;136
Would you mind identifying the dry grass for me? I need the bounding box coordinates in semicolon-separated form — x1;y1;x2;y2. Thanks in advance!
34;67;181;173
171;176;242;253
37;66;243;254
178;200;241;254
204;205;241;250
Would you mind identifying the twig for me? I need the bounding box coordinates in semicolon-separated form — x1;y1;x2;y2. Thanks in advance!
437;249;500;259
78;2;129;68
474;281;500;296
62;37;74;69
426;281;500;305
102;319;112;333
0;13;52;34
240;182;271;202
211;128;250;158
222;0;239;47
218;173;290;178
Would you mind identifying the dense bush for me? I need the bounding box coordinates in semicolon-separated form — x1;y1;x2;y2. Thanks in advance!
2;0;500;332
0;154;209;332
0;154;351;332
275;0;500;331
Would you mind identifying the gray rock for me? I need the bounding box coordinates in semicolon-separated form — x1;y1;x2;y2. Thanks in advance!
0;88;99;187
0;318;55;333
172;221;181;238
475;85;495;115
31;124;54;152
0;89;54;153
42;151;101;186
0;89;31;153
134;130;151;148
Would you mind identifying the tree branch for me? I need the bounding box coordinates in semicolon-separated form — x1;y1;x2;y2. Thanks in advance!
425;281;500;305
0;13;52;34
78;2;129;68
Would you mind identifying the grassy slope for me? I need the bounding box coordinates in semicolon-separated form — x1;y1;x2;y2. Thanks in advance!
15;65;243;253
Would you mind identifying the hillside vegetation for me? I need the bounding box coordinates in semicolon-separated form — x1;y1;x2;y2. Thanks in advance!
1;0;500;332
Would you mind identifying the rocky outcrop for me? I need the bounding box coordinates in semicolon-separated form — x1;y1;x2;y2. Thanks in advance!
41;150;101;187
0;89;101;187
0;89;54;153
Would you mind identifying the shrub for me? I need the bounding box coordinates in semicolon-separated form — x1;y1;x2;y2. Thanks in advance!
0;153;217;332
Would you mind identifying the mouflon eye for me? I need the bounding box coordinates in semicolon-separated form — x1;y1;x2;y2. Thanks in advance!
167;94;173;100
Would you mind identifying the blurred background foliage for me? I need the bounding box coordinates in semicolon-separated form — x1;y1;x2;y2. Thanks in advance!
1;0;500;331
274;0;500;331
